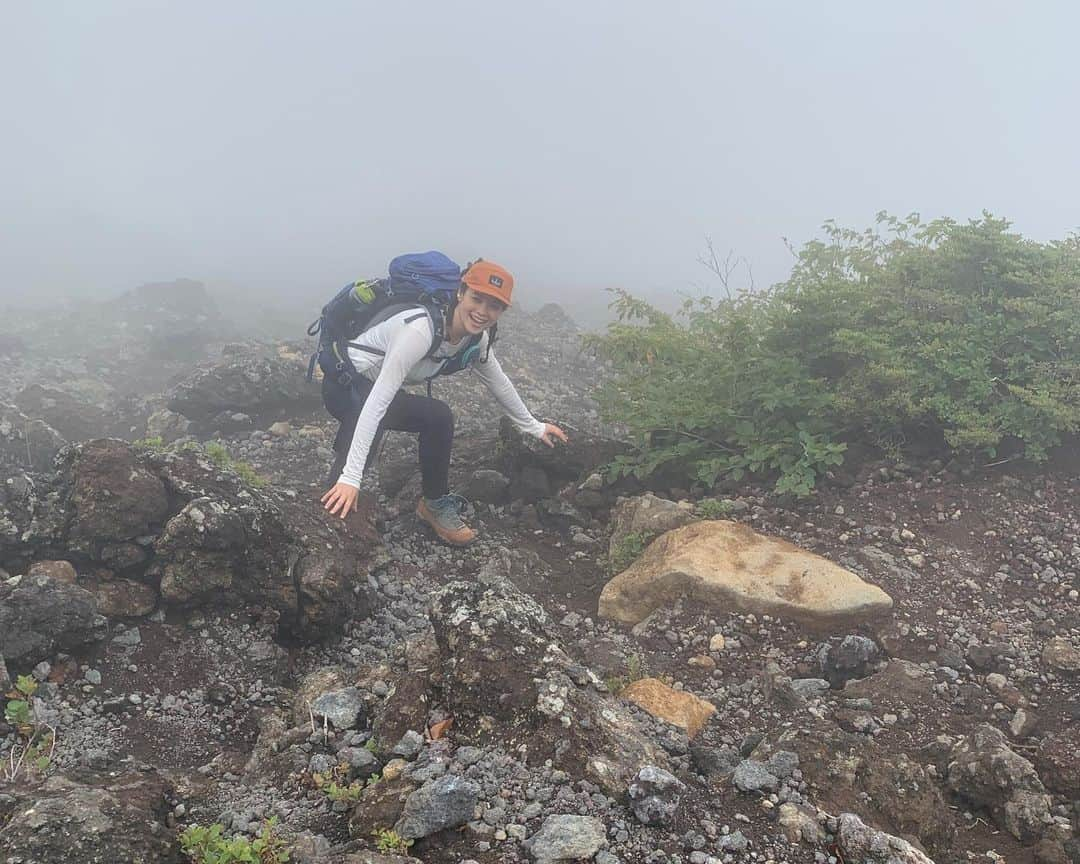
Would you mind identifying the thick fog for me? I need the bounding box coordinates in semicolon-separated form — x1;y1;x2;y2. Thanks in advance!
3;1;1078;326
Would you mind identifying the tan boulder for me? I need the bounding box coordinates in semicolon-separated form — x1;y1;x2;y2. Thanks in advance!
84;577;158;618
621;677;716;739
599;520;892;626
28;560;78;584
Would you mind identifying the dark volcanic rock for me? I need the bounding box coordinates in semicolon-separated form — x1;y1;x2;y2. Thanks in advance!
0;571;107;664
149;449;379;640
818;634;883;688
2;438;379;643
14;383;120;443
0;770;178;863
751;717;955;854
393;774;480;840
166;343;319;435
428;552;668;796
66;439;171;550
495;416;624;503
1034;726;1080;798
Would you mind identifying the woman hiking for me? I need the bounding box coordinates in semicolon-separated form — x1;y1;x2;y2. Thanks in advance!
319;255;568;545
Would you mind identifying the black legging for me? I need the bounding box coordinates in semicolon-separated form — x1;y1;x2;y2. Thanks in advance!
322;374;454;499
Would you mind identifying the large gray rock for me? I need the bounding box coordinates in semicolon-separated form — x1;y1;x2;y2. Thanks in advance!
0;571;107;664
836;812;935;864
393;774;480;840
14;382;121;444
523;814;606;863
628;764;686;825
733;759;780;793
0;770;176;863
166;343;318;435
461;469;510;504
608;493;696;561
818;635;883;688
947;724;1052;842
0;402;65;472
310;688;365;730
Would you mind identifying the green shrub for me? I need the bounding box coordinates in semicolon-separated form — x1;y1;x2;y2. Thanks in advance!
179;817;290;863
588;214;1080;494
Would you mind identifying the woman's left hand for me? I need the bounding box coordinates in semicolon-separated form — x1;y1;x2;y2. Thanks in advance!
321;482;360;519
540;423;569;448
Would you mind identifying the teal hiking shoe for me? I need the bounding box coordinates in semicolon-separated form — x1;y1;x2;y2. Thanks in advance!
416;494;476;546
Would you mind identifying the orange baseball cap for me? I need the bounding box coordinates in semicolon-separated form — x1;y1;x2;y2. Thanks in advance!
462;259;513;307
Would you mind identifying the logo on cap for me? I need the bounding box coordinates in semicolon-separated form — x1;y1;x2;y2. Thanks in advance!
489;275;504;288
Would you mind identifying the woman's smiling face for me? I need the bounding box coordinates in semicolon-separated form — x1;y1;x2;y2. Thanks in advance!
454;286;507;336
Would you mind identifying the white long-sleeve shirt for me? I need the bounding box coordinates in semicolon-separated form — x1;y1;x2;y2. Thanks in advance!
337;308;546;488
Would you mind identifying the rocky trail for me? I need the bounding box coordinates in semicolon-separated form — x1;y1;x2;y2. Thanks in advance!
1;282;1078;864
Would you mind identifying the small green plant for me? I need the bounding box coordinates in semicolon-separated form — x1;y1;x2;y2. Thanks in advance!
4;674;36;727
205;441;231;467
132;435;166;451
695;497;734;519
609;531;648;573
605;652;646;695
323;780;364;804
203;442;268;488
2;674;55;780
179;817;290;863
372;828;413;855
363;737;379;754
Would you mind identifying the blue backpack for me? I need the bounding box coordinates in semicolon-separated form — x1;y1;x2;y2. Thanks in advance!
306;251;490;388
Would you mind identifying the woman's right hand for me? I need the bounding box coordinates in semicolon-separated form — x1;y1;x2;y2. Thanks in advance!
321;482;359;519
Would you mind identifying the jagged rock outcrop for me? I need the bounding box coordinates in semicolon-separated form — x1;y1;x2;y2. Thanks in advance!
0;569;107;664
947;724;1053;842
428;553;669;796
14;382;122;443
166;343;319;435
0;438;379;642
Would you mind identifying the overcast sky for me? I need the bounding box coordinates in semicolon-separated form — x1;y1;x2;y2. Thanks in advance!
3;1;1078;324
